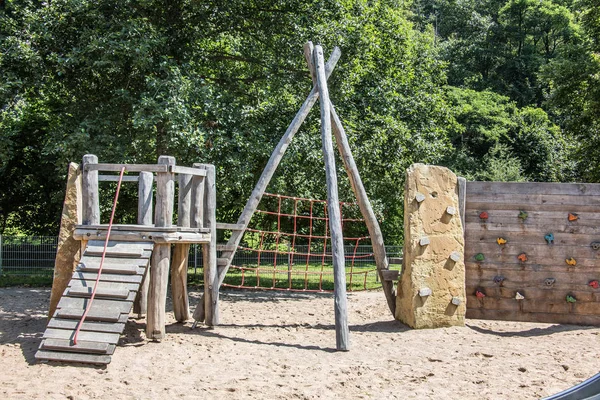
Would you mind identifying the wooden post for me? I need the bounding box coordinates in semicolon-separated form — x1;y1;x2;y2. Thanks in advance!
314;44;349;351
202;165;219;326
133;171;154;317
171;173;192;322
215;46;341;286
190;164;205;230
329;104;395;315
146;156;175;340
82;154;100;225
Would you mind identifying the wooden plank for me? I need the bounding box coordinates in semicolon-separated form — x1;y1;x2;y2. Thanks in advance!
464;249;600;267
465;261;600;274
41;338;111;354
466;200;600;213
69;279;140;292
215;223;245;231
190;164;206;229
466;193;600;206
134;172;153;317
465;308;600;326
216;244;237;251
47;318;126;333
465;286;600;304
381;270;400;281
55;307;126;323
85;248;144;258
35;350;112;365
87;239;154;250
315;44;349;351
98;175;140;182
203;165;218;326
465;269;598;287
57;297;133;314
74;271;143;284
43;328;120;344
458;177;467;232
388;257;403;265
170;165;207;176
465;295;599;315
75;229;210;243
80;255;151;267
172;170;193;322
78;225;208;233
464;210;600;224
85;163;168;173
67;286;131;299
465;232;600;248
465;221;600;235
77;263;141;275
82;154;100;225
466;181;600;196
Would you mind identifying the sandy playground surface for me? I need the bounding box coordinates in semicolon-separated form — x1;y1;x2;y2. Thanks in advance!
0;287;599;399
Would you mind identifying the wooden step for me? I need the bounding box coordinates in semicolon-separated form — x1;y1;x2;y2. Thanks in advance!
35;350;111;365
215;223;245;231
216;244;237;251
67;286;131;299
47;318;126;334
77;263;140;275
40;338;114;354
57;297;134;314
79;256;150;267
69;280;140;292
388;257;403;265
87;240;154;252
55;308;125;323
43;328;120;344
74;271;143;284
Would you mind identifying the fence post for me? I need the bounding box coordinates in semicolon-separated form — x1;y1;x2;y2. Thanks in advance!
0;234;3;274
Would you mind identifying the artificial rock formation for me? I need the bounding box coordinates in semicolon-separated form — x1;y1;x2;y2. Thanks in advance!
396;164;466;328
48;163;83;319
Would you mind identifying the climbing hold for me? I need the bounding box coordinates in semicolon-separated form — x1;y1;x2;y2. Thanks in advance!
475;290;486;299
517;253;528;262
449;251;461;262
565;257;577;266
451;297;461;306
479;211;489;220
415;192;426;203
544;233;554;245
496;237;507;245
493;275;505;284
518;211;528;220
568;213;579;221
566;295;577;303
446;206;456;216
419;236;430;246
591;242;600;251
515;292;525;300
544;278;556;287
419;287;432;297
474;253;485;262
589;280;599;289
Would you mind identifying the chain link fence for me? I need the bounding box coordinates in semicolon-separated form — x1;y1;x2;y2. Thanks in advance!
0;235;402;281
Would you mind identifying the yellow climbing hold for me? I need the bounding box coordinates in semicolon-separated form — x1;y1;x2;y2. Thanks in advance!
565;258;577;266
496;238;507;245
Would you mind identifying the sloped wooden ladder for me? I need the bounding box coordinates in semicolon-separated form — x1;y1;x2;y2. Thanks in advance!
35;240;153;365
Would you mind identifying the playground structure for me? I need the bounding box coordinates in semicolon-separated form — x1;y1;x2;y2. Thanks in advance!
36;42;397;363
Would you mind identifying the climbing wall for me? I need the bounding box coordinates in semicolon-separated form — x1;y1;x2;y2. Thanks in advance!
465;182;600;325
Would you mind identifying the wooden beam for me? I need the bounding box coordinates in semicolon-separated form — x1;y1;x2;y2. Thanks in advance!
82;154;100;225
98;175;141;182
146;155;175;340
458;176;466;232
171;172;193;322
134;171;153;317
170;165;208;176
85;163;168;173
315;44;349;351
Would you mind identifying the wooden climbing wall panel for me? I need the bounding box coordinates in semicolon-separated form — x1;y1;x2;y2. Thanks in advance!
464;181;600;325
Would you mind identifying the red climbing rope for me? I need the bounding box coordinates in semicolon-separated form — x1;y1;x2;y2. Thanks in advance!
72;167;125;345
223;193;381;292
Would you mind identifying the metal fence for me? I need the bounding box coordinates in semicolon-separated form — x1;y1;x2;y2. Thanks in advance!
0;236;402;278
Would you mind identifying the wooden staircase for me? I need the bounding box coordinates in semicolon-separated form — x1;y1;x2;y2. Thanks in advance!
35;240;153;365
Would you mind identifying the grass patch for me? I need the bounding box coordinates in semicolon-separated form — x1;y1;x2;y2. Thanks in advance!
0;273;53;287
188;263;383;291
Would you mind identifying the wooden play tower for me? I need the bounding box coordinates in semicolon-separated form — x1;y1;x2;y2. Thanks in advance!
36;155;219;364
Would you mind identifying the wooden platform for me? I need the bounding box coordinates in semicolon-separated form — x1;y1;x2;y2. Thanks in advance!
35;240;153;365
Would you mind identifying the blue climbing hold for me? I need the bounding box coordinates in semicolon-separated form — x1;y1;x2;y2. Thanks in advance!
544;233;554;245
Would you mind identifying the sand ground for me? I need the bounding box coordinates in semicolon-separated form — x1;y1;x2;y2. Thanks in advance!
1;287;599;399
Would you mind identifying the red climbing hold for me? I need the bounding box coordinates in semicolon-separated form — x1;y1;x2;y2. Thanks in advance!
475;290;486;299
568;213;579;222
479;211;489;220
517;253;528;262
589;280;600;289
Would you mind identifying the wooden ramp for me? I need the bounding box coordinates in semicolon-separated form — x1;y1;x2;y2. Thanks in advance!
35;240;153;365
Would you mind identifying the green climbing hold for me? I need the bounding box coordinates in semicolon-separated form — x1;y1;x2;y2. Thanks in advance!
566;295;577;303
518;211;528;220
474;253;485;262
